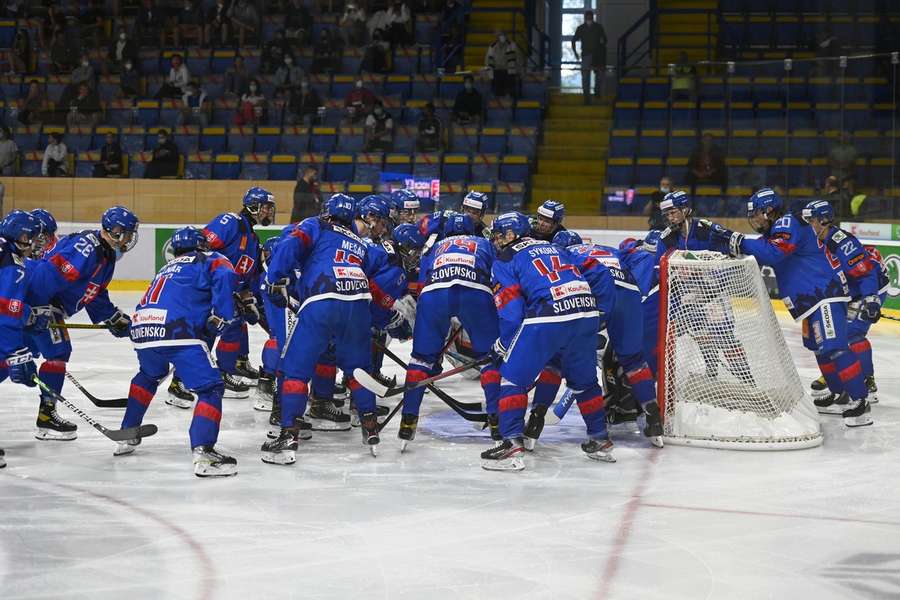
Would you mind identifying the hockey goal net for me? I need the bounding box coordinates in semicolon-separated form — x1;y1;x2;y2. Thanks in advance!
657;250;823;450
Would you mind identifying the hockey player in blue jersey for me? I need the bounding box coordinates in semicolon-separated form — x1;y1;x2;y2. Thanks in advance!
708;188;872;427
119;227;239;477
31;208;58;259
801;199;885;413
198;186;276;399
397;212;500;450
459;190;491;238
25;206;139;441
0;211;42;468
485;212;612;471
654;190;727;263
530;199;566;241
391;188;420;224
261;194;382;464
619;230;663;374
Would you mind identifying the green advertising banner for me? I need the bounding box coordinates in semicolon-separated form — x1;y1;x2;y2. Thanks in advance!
874;244;900;311
154;226;282;272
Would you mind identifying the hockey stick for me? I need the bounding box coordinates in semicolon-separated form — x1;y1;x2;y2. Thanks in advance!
880;313;900;323
377;398;404;432
50;322;110;330
65;372;129;408
33;376;158;442
544;388;575;425
353;356;491;398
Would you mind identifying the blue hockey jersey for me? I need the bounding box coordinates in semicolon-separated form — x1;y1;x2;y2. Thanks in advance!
654;219;726;264
203;212;261;289
820;226;881;300
266;217;377;311
492;238;598;346
420;234;495;295
367;239;409;330
739;213;849;321
27;230;118;323
0;239;32;358
130;251;238;347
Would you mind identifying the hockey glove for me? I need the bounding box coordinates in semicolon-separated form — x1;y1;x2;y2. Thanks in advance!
105;310;132;338
860;295;882;323
847;299;861;321
24;305;56;332
205;313;227;338
490;338;508;364
265;277;290;309
392;293;417;327
235;291;261;325
700;220;745;257
7;347;36;387
385;310;412;341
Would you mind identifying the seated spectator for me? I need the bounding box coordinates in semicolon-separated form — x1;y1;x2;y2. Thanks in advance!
0;127;19;176
11;29;32;74
311;28;342;74
384;0;412;47
291;165;322;222
225;55;250;98
485;31;521;98
18;79;49;125
93;132;124;177
42;133;68;177
229;0;260;47
823;175;852;219
670;51;696;101
178;80;209;127
119;61;142;98
828;131;858;192
134;0;165;47
144;129;180;178
686;133;727;194
262;29;292;74
285;0;313;45
340;3;367;48
66;53;96;98
416;102;443;152
452;75;483;124
205;0;231;47
287;78;322;125
274;54;305;96
156;53;191;99
344;78;377;124
438;23;464;73
66;83;101;129
173;0;204;47
49;26;75;74
361;29;391;74
107;27;139;74
364;100;394;151
234;78;267;125
644;176;672;229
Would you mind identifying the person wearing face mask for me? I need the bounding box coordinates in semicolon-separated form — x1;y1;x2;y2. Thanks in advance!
69;53;96;92
42;133;68;177
344;78;377;124
453;74;484;125
292;165;322;222
107;28;138;74
156;53;191;99
287;78;322;126
274;53;304;95
144;129;180;178
174;0;204;47
263;29;291;73
384;0;411;47
235;78;267;125
178;80;209;127
119;60;141;99
340;2;367;47
645;175;672;229
484;30;521;98
572;10;607;104
364;100;394;152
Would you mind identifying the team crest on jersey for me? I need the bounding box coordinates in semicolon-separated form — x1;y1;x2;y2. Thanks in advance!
81;282;102;304
7;299;22;314
831;230;847;243
234;254;255;275
434;253;476;269
550;280;592;300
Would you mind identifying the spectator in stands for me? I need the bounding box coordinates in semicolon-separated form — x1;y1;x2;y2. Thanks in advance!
440;0;465;32
822;175;852;219
11;29;32;74
484;30;521;99
287;78;322;125
144;129;180;178
134;0;165;48
18;80;49;125
70;53;97;92
361;29;391;74
286;0;313;45
173;0;204;47
644;176;671;230
225;55;250;98
93;132;124;178
291;165;322;222
670;51;696;101
274;54;305;96
344;78;377;124
156;53;191;99
438;23;465;73
383;0;412;47
0;127;18;176
66;83;101;129
49;26;75;74
828;131;858;192
77;0;105;49
229;0;260;47
340;3;368;48
205;0;231;47
39;4;67;50
234;78;267;125
42;132;68;177
311;28;343;74
262;29;292;74
107;27;139;74
364;100;394;151
119;60;141;98
178;80;209;127
571;10;607;104
452;74;483;125
416;102;443;152
686;133;727;195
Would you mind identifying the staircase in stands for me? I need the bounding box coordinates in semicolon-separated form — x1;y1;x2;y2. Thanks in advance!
654;0;718;73
529;93;611;213
463;0;527;71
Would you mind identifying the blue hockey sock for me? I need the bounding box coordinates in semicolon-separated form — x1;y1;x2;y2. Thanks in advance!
574;384;608;439
122;371;159;429
189;384;224;448
833;350;867;401
348;377;376;414
38;360;66;400
401;361;432;416
261;337;280;375
311;361;337;400
497;382;527;438
280;378;309;427
532;368;561;409
850;338;874;379
480;365;501;415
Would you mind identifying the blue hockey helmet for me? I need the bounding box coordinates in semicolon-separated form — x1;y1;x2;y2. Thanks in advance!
461;191;488;218
101;205;140;253
170;226;208;255
359;194;392;220
552;230;583;248
1;210;40;255
323;193;357;225
393;223;425;250
536;199;565;224
747;187;782;215
418;210;452;240
31;208;57;236
391;188;420;212
242;186;276;225
660;190;691;212
443;212;476;237
801;199;835;225
492;211;531;239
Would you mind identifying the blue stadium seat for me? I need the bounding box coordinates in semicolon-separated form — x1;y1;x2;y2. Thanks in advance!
617;78;643;102
393;125;416;153
412;75;437;100
782;158;809;188
107;99;137;127
643;78;668;101
76;151;99;177
514;100;542;127
610;130;637;157
21;151;43;176
279;126;310;153
0;74;20;101
499;155;529;183
729;102;755;130
760;130;787;158
91;126;118;150
310;127;337;153
642;101;668;129
335;126;365;153
160;99;181;125
268;154;298;180
728;77;753;102
172;126;200;155
384;75;412;100
136;100;160;127
635;158;664;185
14;126;40;151
121;126;147;154
786;102;814;130
228;126;255;153
393;47;418;75
638;130;667;157
471;154;500;181
413;153;441;180
789;130;819;157
607;158;633;186
185;152;213;179
479;128;507;154
340;49;363;74
354;153;384;184
844;103;871;132
437;183;463;211
46;75;67;102
486;98;513;127
200;127;227;152
814;103;841;131
494;182;525;212
439;75;464;99
254;127;281;153
325;154;354;182
212;98;237;126
384;154;412;178
97;75;119;103
241;153;269;180
508;126;537;158
699;102;725;130
521;73;548;101
441;154;470;182
449;125;479;153
730;130;758;157
66;128;93;153
186;48;211;77
212;154;241;179
139;49;160;75
128;151;152;178
670;102;696;130
211;50;237;74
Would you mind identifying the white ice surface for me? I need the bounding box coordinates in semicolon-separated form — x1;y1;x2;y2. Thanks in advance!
2;292;900;600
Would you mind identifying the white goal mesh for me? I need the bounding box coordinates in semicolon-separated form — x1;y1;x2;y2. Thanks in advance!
658;250;823;450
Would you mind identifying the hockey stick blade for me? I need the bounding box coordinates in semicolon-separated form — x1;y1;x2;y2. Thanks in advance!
376;342;483;411
65;372;129;408
354;357;491;398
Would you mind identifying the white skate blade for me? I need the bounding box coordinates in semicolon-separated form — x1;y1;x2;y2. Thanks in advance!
523;437;537;451
816;404;847;415
253;396;273;411
868;393;878;404
481;455;525;471
34;428;77;441
260;449;296;465
165;394;194;409
222;390;250;399
369;445;378;457
585;447;616;463
194;462;238;477
352;368;389;396
648;436;664;449
399;439;409;453
113;442;138;456
350;413;360;428
844;415;874;427
308;418;351;432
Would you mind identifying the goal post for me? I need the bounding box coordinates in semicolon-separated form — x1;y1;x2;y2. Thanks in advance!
657;250;824;450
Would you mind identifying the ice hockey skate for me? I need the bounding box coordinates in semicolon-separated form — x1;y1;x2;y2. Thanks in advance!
307;396;351;431
397;414;418;452
166;376;195;409
261;428;299;465
582;438;616;462
35;399;77;441
113;438;141;456
360;411;380;456
221;370;250;399
641;402;664;448
254;372;275;411
235;356;260;383
192;446;237;477
523;405;547;451
842;399;873;427
814;391;850;415
481;438;525;471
